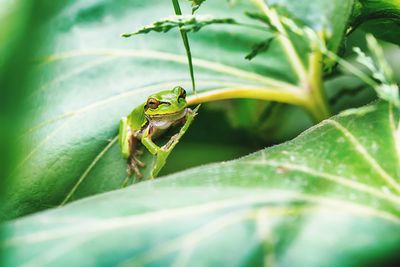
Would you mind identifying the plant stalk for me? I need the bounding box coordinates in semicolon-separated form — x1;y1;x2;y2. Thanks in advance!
187;87;306;108
172;0;196;93
307;49;331;121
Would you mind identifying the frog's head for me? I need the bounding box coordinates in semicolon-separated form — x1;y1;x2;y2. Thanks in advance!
144;86;187;117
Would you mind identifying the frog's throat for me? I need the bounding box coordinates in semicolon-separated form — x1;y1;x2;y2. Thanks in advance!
145;108;187;120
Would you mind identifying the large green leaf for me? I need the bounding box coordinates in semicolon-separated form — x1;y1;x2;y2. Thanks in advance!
2;0;397;220
2;101;399;266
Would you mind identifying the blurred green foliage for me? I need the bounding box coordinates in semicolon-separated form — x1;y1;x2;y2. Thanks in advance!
0;0;71;212
0;0;399;266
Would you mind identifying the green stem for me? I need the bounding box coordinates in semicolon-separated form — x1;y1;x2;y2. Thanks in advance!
187;87;305;106
187;86;326;122
307;48;331;121
172;0;196;93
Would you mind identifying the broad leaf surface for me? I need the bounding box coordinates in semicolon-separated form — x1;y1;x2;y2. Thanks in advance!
1;0;395;220
2;101;399;267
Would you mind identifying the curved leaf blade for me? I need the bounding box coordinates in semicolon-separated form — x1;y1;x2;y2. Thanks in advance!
2;101;399;266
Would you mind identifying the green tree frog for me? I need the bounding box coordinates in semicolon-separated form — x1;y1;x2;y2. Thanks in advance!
119;86;192;177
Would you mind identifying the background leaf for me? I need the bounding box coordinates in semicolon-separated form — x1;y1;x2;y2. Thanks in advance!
352;0;400;45
1;0;398;221
2;101;399;267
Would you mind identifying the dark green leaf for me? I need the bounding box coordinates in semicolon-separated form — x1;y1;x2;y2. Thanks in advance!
351;0;400;45
2;101;400;266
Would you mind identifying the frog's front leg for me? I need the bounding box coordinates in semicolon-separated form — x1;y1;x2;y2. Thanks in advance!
141;125;161;155
163;110;192;150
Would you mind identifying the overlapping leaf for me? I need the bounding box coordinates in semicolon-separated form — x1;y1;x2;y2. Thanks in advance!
2;101;399;266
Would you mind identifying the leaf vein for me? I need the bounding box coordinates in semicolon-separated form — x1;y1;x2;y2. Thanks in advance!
40;48;297;90
5;191;399;247
246;160;400;204
326;119;400;193
60;136;119;206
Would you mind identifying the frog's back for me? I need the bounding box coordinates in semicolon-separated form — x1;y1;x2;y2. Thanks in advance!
127;102;147;131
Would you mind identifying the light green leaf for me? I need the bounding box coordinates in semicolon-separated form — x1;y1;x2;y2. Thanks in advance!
2;101;399;266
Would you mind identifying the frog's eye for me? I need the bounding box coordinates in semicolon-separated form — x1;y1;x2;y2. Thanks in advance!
146;98;160;109
178;88;186;100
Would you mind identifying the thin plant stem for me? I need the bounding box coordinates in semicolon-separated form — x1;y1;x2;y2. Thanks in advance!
172;0;196;93
307;46;330;120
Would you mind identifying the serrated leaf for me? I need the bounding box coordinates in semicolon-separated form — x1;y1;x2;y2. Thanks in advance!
121;15;237;37
2;101;400;267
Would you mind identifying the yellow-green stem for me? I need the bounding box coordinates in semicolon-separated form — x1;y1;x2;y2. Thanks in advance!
307;49;331;121
187;87;306;106
187;87;325;122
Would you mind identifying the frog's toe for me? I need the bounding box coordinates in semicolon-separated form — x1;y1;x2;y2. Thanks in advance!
127;157;144;178
163;134;179;150
129;163;142;178
134;156;145;167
